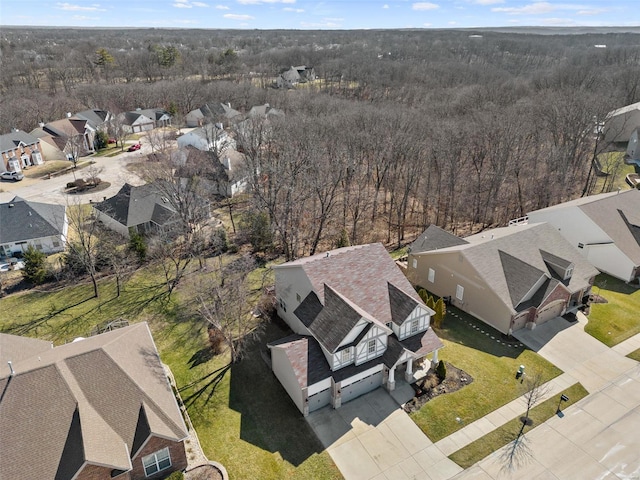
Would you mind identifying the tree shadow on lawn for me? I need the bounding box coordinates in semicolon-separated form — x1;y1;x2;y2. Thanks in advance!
593;273;639;296
436;306;525;359
227;321;325;467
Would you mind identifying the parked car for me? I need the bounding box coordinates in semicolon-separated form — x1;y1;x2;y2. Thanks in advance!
0;171;24;182
108;137;117;144
127;143;141;152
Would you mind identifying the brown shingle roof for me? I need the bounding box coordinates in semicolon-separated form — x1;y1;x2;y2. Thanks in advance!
0;323;187;479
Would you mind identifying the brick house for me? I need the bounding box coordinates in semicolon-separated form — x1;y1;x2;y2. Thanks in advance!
406;223;599;335
0;323;189;479
0;130;44;172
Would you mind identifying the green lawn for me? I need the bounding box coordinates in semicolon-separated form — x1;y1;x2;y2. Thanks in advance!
585;274;640;347
449;383;589;469
594;151;636;192
627;348;640;362
0;260;341;480
410;308;563;442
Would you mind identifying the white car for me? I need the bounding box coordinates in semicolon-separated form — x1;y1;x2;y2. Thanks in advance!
0;171;24;182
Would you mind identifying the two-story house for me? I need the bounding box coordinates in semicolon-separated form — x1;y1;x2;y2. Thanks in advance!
270;243;443;416
0;130;44;172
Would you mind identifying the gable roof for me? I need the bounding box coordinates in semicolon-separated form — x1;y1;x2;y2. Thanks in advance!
409;224;469;254
0;196;66;244
93;183;177;229
43;118;89;138
73;109;111;129
577;189;640;265
0;323;188;480
0;130;41;153
278;243;428;327
414;223;599;314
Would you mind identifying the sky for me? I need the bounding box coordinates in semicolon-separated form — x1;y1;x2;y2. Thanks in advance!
0;0;638;30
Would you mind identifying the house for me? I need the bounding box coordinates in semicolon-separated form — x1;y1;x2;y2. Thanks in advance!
120;108;172;134
93;183;179;238
603;101;640;144
270;243;443;416
177;123;236;153
235;104;284;153
406;223;599;335
185;103;242;128
43;115;96;155
527;189;640;283
28;126;68;161
0;322;189;480
275;66;316;89
0;130;44;172
73;108;113;132
625;128;640;170
0;196;68;257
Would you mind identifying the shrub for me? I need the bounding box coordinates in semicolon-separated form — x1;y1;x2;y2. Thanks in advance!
436;360;447;381
335;228;351;248
66;182;76;189
73;179;87;191
211;227;229;256
22;245;48;284
433;297;446;328
238;210;273;253
128;231;147;262
418;288;429;304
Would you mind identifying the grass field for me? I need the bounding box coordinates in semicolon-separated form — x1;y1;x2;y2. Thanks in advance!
594;151;636;193
628;348;640;362
410;307;563;442
448;383;589;469
585;274;640;347
0;258;342;480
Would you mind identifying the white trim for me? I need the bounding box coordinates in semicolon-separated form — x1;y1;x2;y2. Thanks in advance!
142;446;172;477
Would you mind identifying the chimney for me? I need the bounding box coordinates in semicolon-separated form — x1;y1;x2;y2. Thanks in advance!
7;361;15;376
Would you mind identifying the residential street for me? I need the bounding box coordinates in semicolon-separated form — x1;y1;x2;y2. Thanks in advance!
308;314;640;480
0;142;148;206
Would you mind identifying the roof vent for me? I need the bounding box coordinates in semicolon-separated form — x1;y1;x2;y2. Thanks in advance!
66;112;72;118
326;252;330;258
28;211;32;216
7;361;15;376
8;203;14;208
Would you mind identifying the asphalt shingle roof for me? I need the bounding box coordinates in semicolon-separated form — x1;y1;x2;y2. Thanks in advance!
0;130;40;153
415;223;599;314
0;323;187;480
0;196;66;244
409;224;468;254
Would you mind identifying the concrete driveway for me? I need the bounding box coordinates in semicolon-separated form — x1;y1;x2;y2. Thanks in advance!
307;387;463;480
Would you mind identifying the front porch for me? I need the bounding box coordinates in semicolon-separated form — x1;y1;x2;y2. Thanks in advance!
385;349;440;392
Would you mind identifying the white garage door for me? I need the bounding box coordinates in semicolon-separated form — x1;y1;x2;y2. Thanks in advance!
537;300;565;325
308;388;331;412
341;371;383;404
512;312;529;331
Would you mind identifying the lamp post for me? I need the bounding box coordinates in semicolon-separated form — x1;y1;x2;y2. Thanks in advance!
556;394;569;414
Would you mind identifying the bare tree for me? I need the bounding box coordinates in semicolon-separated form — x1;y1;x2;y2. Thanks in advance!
501;371;550;472
197;255;263;364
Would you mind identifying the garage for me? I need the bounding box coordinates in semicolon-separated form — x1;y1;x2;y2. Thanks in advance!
536;300;565;325
308;388;331;413
340;370;383;404
512;311;529;331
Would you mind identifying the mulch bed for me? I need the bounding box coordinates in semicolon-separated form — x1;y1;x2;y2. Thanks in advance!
185;464;223;480
403;362;473;413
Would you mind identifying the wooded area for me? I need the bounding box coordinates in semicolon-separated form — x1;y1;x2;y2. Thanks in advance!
2;27;639;257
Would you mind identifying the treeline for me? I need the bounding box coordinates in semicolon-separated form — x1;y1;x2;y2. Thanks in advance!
1;27;639;257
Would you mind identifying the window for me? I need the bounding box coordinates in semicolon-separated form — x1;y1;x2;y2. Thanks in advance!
341;349;350;362
428;268;435;283
368;339;376;354
278;298;287;312
456;285;464;301
410;319;419;334
578;243;584;249
412;258;417;269
142;447;171;477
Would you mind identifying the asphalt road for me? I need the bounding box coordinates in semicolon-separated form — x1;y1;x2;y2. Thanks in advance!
0;141;149;206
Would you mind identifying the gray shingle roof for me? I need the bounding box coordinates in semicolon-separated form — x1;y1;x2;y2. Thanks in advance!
293;290;323;328
0;130;40;154
578;189;640;264
416;223;599;314
410;224;468;254
73;109;110;130
388;282;420;326
0;323;187;480
0;196;66;244
94;183;177;229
